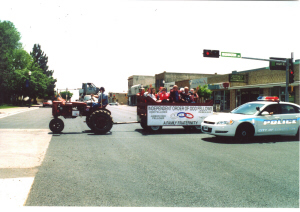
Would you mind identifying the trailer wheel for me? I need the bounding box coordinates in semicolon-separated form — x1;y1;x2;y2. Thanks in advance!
49;118;64;133
149;126;162;132
193;125;202;132
140;117;148;130
183;126;202;132
90;110;113;134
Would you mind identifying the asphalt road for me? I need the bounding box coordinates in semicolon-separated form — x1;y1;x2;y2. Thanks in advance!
0;106;299;207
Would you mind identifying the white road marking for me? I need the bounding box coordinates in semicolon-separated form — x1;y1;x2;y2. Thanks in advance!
0;177;35;207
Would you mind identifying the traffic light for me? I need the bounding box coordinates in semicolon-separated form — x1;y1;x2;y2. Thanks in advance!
289;60;294;84
289;69;294;84
203;49;219;58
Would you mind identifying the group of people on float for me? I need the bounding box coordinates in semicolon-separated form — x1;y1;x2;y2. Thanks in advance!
138;85;199;103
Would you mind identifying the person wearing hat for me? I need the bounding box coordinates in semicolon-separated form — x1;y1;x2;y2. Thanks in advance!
91;87;108;108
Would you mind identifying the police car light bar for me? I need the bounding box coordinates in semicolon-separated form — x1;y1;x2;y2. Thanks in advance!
257;96;279;102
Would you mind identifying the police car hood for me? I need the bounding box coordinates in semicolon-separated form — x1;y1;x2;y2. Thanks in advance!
204;113;254;122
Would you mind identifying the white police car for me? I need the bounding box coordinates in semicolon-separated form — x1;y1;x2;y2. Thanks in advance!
201;96;300;141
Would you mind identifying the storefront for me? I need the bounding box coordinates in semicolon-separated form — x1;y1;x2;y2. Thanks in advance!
128;84;142;106
189;77;231;112
230;82;299;109
236;88;263;107
208;82;230;112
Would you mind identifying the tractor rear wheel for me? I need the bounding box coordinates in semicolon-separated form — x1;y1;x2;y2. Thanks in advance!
90;110;113;134
86;115;93;129
49;118;64;133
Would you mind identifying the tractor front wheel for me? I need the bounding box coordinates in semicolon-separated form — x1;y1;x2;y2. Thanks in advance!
49;118;64;133
90;110;113;134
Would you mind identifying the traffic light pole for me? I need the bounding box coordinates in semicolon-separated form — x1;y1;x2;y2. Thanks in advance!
204;50;294;102
240;56;291;102
285;58;289;102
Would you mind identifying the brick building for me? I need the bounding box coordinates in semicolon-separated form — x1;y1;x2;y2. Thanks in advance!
127;75;155;105
155;71;215;91
108;92;127;105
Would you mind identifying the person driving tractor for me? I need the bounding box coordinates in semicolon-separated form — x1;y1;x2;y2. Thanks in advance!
91;87;108;108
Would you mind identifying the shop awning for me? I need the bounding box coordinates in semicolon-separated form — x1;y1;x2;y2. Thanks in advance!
228;81;300;90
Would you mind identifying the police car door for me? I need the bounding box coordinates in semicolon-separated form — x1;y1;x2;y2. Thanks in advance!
257;104;281;135
278;104;300;136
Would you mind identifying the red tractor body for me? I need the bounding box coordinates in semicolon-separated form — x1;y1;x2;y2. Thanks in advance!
49;100;113;134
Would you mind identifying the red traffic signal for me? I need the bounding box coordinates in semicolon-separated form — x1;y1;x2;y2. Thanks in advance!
203;49;219;58
289;69;294;84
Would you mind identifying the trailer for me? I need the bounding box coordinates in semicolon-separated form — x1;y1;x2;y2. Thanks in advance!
137;95;213;132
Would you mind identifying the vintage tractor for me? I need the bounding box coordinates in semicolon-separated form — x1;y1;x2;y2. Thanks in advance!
49;98;113;134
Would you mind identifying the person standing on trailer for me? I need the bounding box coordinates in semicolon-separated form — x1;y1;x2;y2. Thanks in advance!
169;85;182;103
157;87;169;102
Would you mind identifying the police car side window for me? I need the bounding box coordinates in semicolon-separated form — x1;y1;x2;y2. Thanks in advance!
262;104;279;115
280;104;297;114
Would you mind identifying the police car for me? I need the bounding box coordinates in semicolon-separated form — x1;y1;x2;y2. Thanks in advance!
201;96;300;141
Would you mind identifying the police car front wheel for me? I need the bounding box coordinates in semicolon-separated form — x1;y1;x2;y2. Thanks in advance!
235;124;254;142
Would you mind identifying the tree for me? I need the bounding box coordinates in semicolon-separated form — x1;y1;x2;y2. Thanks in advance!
30;44;54;77
7;49;33;104
30;44;56;99
0;20;22;103
60;91;73;101
8;49;50;105
197;84;212;103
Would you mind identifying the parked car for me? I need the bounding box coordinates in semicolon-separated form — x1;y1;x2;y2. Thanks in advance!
43;100;52;107
109;102;119;106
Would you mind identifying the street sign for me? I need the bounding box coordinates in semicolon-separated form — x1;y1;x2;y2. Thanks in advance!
269;57;292;70
221;52;241;58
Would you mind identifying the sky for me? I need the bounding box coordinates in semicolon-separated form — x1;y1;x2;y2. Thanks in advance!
1;0;299;99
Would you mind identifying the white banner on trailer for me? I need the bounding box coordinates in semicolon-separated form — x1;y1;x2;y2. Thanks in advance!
147;105;213;126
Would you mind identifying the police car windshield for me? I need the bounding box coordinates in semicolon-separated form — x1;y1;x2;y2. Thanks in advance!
231;103;264;115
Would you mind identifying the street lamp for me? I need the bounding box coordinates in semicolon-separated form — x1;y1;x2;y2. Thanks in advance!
28;71;31;108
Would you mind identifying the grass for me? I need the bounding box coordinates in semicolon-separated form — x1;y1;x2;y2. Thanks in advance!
0;104;19;109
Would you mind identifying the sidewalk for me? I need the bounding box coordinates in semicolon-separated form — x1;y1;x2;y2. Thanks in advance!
0;105;41;118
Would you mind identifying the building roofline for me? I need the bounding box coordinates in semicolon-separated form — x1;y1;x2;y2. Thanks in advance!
232;67;268;74
232;59;299;74
128;75;155;80
155;71;216;75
